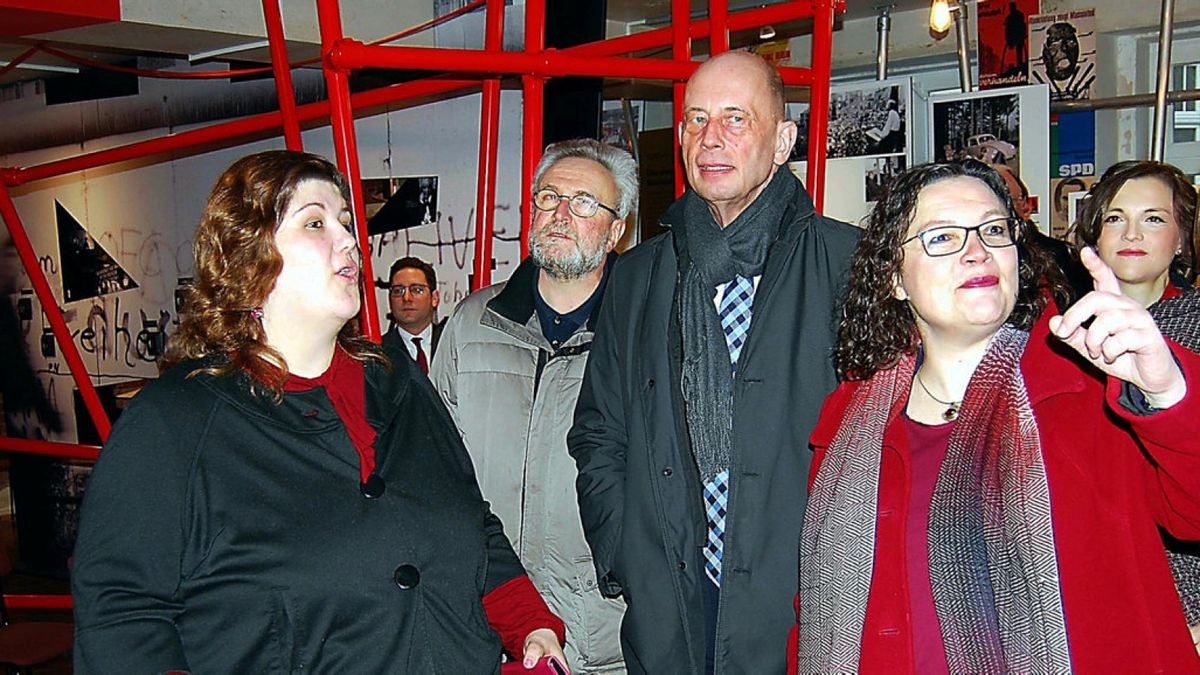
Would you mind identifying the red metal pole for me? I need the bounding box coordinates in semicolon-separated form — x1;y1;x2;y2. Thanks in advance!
521;0;546;262
316;0;380;341
568;2;822;59
2;78;476;187
262;0;304;151
0;437;100;461
0;184;112;443
709;0;729;55
806;0;835;214
672;0;690;198
472;0;504;290
331;41;697;81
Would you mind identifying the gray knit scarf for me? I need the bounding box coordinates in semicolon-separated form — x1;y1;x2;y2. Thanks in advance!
1148;287;1200;625
798;326;1071;672
675;169;795;482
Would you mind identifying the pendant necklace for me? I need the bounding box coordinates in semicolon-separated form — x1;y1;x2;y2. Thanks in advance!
915;371;962;422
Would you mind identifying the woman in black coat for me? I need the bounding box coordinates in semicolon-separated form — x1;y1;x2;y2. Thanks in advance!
71;150;567;673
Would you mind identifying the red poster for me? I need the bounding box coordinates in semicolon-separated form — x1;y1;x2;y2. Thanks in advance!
978;0;1040;90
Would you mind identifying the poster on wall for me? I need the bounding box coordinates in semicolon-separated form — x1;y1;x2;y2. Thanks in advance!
1029;8;1097;101
929;84;1051;233
1050;110;1096;180
788;77;912;226
56;201;139;302
363;176;439;235
1050;175;1096;239
978;0;1041;90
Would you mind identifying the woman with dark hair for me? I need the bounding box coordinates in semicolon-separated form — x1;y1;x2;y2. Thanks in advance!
791;159;1200;673
1074;160;1197;307
71;150;567;673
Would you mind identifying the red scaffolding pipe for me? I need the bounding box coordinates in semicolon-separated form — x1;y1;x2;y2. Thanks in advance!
262;0;304;151
0;438;100;462
672;0;690;197
710;0;730;55
520;0;546;262
471;0;505;291
806;0;836;214
316;0;380;340
0;184;112;443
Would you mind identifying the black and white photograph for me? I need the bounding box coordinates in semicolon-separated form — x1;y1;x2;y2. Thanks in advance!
363;175;439;235
787;81;906;162
864;155;907;203
932;92;1021;169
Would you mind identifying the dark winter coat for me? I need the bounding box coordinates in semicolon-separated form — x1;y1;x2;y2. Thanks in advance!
72;342;527;673
568;173;859;673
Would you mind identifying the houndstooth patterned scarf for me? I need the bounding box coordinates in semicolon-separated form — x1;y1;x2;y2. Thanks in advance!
798;325;1071;672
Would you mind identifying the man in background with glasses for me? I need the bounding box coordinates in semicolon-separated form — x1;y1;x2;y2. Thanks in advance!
431;138;635;674
384;256;443;373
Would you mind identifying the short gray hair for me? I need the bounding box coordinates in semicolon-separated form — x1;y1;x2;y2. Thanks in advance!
533;139;639;219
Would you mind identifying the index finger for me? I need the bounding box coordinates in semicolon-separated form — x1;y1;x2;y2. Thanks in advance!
1079;246;1121;295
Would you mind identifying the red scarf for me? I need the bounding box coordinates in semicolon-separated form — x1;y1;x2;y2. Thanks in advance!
283;348;376;484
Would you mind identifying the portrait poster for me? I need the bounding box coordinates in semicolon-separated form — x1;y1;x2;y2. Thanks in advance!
362;176;439;236
978;0;1041;90
929;85;1051;233
1029;8;1097;101
1050;175;1096;239
788;77;913;227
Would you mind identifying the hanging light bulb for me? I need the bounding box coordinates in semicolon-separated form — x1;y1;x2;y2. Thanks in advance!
930;0;953;33
758;25;776;41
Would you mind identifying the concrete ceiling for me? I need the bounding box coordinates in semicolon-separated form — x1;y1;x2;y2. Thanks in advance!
0;1;940;88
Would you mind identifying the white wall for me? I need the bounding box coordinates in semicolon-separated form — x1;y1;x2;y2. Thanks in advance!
1;91;524;444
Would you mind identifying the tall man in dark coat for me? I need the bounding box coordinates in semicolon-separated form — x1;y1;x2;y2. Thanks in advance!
569;51;860;673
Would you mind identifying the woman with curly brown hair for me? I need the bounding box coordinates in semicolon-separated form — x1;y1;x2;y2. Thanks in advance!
71;150;567;673
790;160;1200;673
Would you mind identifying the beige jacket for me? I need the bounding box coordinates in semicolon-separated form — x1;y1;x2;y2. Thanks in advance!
431;258;625;674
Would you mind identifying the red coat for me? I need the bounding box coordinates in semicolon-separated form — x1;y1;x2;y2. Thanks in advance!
791;314;1200;674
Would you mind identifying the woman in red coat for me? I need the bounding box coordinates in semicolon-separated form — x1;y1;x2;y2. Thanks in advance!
792;160;1200;673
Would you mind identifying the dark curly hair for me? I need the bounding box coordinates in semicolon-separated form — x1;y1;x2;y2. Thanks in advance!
1072;160;1197;286
835;159;1060;381
162;150;385;397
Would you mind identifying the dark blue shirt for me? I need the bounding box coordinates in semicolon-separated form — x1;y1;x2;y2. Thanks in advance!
532;264;610;350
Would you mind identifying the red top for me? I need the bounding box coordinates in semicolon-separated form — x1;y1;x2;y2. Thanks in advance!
902;416;952;675
790;311;1200;673
284;348;566;659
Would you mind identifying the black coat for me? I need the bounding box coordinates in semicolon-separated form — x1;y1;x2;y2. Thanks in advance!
382;317;446;363
569;175;859;673
72;341;526;673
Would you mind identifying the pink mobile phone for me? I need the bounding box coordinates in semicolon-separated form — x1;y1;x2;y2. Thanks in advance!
500;655;569;675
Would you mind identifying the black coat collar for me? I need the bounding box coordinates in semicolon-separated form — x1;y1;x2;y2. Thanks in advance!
486;253;617;333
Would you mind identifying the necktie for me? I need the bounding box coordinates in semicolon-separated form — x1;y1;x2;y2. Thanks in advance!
703;275;756;586
412;337;429;374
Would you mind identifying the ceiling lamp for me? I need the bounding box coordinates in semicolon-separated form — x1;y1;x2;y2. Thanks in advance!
929;0;953;33
758;25;776;41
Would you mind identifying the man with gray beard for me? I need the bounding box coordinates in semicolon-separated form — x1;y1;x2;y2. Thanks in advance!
430;138;635;674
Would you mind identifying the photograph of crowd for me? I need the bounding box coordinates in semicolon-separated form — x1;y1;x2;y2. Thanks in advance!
788;82;907;162
932;92;1022;169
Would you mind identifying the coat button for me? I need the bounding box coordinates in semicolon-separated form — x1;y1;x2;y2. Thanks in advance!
677;561;687;571
647;378;655;388
394;564;421;589
361;474;386;499
661;467;673;477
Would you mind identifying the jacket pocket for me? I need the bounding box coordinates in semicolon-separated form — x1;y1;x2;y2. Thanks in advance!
568;557;627;670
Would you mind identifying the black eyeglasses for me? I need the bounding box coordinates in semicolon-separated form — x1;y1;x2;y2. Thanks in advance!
389;284;430;298
533;188;619;219
902;217;1021;257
